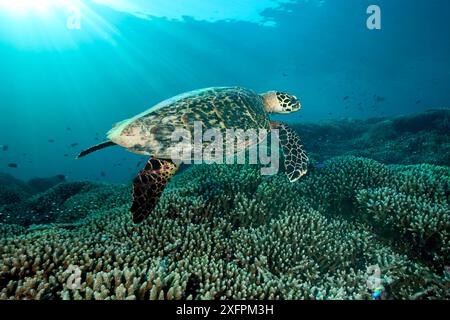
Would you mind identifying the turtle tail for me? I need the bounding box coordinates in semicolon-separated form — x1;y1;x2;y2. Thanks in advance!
76;141;116;159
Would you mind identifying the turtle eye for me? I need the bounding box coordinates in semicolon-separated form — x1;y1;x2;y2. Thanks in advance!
289;97;299;108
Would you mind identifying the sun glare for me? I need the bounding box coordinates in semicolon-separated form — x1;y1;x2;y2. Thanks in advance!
0;0;51;14
0;0;121;50
0;0;80;16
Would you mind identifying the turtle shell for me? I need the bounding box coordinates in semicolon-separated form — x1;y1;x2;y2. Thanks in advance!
107;87;270;159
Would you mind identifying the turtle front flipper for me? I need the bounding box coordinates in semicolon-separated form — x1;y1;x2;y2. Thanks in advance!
131;158;179;223
270;121;308;182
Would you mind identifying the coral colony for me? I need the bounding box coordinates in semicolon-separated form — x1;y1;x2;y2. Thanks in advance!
1;153;448;299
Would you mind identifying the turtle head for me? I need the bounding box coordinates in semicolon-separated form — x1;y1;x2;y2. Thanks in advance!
261;91;301;114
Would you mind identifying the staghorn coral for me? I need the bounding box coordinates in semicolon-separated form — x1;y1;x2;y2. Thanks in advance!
355;163;450;271
0;223;26;239
299;157;392;216
0;157;449;300
295;156;449;272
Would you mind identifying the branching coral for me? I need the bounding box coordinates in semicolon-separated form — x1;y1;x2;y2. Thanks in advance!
0;157;449;300
355;163;450;270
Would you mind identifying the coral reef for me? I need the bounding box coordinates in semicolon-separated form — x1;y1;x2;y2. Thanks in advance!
0;181;130;227
27;175;66;194
298;157;449;272
0;173;70;205
0;173;33;207
294;109;450;166
355;163;449;271
0;157;448;300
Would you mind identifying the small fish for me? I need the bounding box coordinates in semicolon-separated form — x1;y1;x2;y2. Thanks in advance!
371;287;384;300
56;174;65;180
372;291;382;300
100;171;106;177
343;96;349;100
375;95;385;102
64;154;69;157
416;100;421;104
66;127;71;131
48;139;55;143
70;143;79;147
1;145;8;151
282;72;288;77
8;163;18;168
23;153;27;156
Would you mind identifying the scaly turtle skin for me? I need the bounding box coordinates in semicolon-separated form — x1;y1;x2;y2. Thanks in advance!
78;86;308;223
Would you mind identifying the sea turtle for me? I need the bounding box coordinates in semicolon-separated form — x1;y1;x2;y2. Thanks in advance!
77;87;308;223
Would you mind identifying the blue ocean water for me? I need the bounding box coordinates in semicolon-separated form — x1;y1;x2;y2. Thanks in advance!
1;1;450;303
0;0;449;182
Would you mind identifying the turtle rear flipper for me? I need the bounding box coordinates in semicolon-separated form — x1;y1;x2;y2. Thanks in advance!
131;158;179;223
271;121;308;182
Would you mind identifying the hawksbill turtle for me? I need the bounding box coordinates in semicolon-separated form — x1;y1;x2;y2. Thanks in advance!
78;87;308;223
